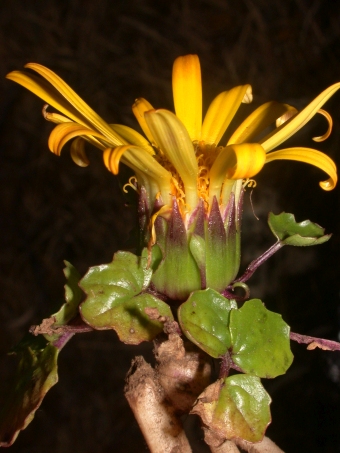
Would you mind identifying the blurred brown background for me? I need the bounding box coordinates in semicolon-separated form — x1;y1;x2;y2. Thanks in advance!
0;1;340;452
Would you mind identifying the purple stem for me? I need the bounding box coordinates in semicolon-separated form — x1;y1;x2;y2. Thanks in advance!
219;352;232;379
236;241;283;283
290;331;340;351
53;323;94;350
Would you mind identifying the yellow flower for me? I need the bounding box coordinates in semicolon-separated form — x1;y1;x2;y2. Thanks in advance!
6;55;337;221
6;56;339;300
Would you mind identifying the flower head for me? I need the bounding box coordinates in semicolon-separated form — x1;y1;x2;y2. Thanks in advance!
7;55;338;300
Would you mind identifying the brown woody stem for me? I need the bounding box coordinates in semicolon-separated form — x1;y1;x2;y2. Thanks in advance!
235;436;285;453
125;356;192;453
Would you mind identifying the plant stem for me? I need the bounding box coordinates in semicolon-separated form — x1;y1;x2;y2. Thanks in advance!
209;440;240;452
125;356;192;453
236;241;283;283
290;331;340;351
235;436;285;453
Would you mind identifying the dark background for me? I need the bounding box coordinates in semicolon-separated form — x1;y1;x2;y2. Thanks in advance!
1;1;340;452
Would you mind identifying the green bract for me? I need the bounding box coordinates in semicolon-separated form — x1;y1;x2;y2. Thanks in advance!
80;250;173;344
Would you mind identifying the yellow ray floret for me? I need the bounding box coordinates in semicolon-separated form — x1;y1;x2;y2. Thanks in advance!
172;55;202;141
209;143;266;206
261;82;340;152
227;101;298;145
145;109;199;211
70;137;90;167
48;122;110;156
110;123;154;154
132;98;156;145
265;147;337;191
103;145;173;205
312;109;332;142
201;85;252;145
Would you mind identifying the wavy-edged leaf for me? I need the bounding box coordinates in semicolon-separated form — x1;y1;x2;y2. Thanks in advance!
80;250;173;344
43;261;83;343
178;289;236;358
230;299;293;378
268;212;331;246
0;335;58;447
192;375;271;442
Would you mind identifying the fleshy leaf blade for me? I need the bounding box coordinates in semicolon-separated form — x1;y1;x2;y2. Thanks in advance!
80;250;172;344
268;212;331;246
230;299;293;378
43;261;84;343
178;289;236;358
192;375;271;442
0;335;59;447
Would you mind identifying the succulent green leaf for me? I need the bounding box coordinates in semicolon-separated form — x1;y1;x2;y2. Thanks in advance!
0;335;59;447
268;212;331;246
80;250;172;344
178;289;236;358
192;375;271;442
230;299;293;378
44;261;83;342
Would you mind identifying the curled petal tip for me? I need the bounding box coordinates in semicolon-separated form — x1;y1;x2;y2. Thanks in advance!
132;97;156;144
103;147;122;174
265;147;337;191
312;109;333;142
276;109;297;127
242;86;253;104
70;137;90;167
319;178;336;191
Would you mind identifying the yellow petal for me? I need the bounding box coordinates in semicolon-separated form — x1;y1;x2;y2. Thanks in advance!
313;109;332;142
132;98;156;144
261;82;340;152
6;71;88;126
48;123;108;156
265;147;337;191
70;137;90;167
103;145;173;205
145;109;198;210
24;64;127;147
227;102;297;145
276;109;298;127
172;55;202;141
201;85;252;145
110;123;155;154
42;105;73;124
209;143;266;206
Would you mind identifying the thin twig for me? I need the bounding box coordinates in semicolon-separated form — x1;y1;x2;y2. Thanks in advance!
209;440;240;452
235;436;285;453
290;331;340;351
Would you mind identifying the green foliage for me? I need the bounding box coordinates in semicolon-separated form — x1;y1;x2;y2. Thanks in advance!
0;335;59;447
193;375;271;442
44;261;83;343
268;212;331;246
230;299;293;378
179;293;292;378
80;250;173;344
178;288;237;358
